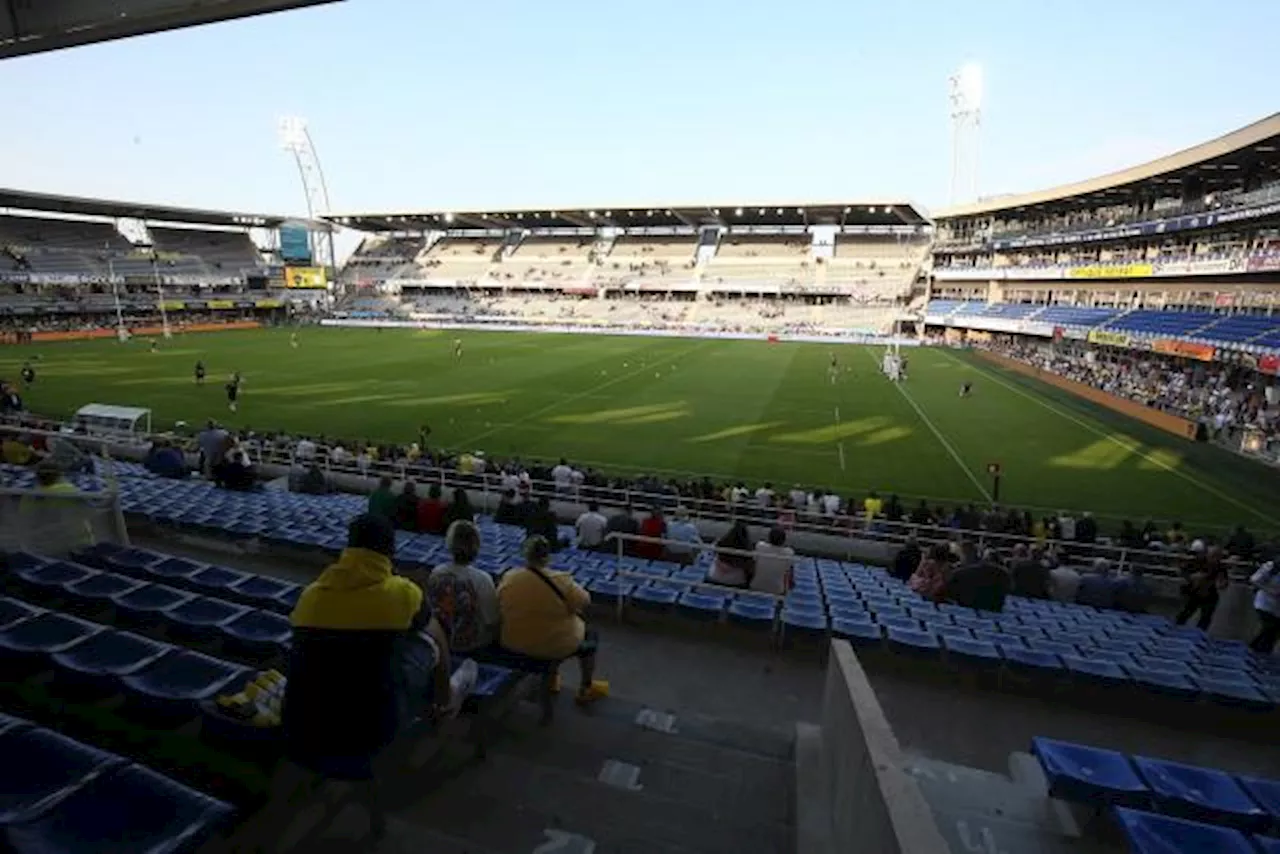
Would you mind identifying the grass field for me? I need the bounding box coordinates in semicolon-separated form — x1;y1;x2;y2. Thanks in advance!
4;326;1280;533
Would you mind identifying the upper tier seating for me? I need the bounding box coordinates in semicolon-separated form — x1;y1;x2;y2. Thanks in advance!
149;229;260;272
1103;310;1217;338
1033;306;1120;327
416;238;502;281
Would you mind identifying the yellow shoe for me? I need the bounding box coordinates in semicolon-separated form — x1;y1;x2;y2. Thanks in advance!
575;680;610;706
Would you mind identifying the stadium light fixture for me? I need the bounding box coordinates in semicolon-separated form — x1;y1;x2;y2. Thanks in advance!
734;207;744;217
444;212;455;223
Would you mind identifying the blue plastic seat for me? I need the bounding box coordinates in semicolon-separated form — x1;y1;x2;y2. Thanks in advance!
781;609;829;636
1132;756;1270;832
832;617;881;646
111;584;195;625
586;579;635;605
1060;655;1129;685
121;650;247;721
1254;834;1280;853
2;763;234;853
145;557;205;583
1114;807;1256;854
12;561;99;598
0;597;42;631
0;612;100;663
62;572;146;610
163;597;250;641
677;592;727;620
219;610;291;657
227;575;299;612
1031;738;1149;808
727;598;776;627
1194;678;1273;710
52;630;172;690
886;628;940;655
1001;647;1063;674
1129;669;1200;700
0;727;124;823
1235;776;1280;828
630;586;679;610
187;566;251;595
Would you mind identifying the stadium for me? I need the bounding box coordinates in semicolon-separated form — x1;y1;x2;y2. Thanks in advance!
2;2;1280;853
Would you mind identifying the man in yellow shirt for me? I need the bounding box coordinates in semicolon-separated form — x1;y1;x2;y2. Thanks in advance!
498;536;607;709
863;491;884;521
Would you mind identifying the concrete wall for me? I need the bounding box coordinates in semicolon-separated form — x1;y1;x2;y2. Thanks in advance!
816;641;950;854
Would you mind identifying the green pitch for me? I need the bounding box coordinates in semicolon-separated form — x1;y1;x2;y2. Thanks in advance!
4;327;1279;533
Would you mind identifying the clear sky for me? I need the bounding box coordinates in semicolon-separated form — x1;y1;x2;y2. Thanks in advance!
1;0;1276;251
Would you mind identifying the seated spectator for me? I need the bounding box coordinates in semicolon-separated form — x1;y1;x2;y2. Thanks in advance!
284;514;471;799
497;536;607;710
1008;543;1050;599
945;543;1010;613
707;520;754;588
909;543;952;601
144;438;187;479
665;507;702;564
524;495;561;549
604;504;639;555
1048;561;1081;603
295;463;330;495
1075;558;1118;609
368;475;396;519
47;436;92;475
890;535;921;582
212;447;255;491
493;489;523;526
636;507;666;560
443;487;475;528
18;461;94;554
751;526;794;595
416;483;448;535
1113;566;1152;614
574;501;608;550
394;481;420;531
1249;560;1280;654
420;520;499;654
1;432;35;466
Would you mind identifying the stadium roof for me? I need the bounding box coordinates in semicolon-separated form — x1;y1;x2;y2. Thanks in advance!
0;186;318;229
936;112;1280;221
325;201;928;232
0;0;341;60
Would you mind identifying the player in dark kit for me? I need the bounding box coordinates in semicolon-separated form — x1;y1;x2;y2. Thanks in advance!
20;361;35;386
226;372;242;413
194;361;206;385
959;380;973;398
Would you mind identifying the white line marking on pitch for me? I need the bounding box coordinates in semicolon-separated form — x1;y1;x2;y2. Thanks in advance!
942;349;1277;526
870;351;992;502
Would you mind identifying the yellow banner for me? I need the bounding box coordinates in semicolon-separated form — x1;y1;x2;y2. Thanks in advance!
255;298;283;308
206;299;235;309
1087;329;1131;347
284;266;328;289
1069;263;1153;280
159;300;185;311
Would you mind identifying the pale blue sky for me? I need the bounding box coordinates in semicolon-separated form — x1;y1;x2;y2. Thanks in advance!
1;0;1276;229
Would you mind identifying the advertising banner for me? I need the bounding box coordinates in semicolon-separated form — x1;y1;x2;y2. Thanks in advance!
284;266;328;289
207;300;235;310
1247;254;1280;273
1087;329;1131;347
1151;339;1216;361
1070;263;1154;280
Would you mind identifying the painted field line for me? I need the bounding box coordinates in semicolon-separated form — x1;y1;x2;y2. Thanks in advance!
466;340;711;448
869;351;992;502
943;348;1277;526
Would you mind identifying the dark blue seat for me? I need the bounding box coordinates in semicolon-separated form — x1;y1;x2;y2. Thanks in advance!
219;609;291;657
111;584;195;626
12;561;99;599
1031;738;1148;808
1236;776;1280;828
677;591;727;620
186;566;251;595
943;636;1001;666
1129;669;1200;700
727;598;777;626
0;712;27;734
1061;655;1129;685
630;586;679;610
1113;807;1255;854
2;552;48;572
0;597;42;631
162;597;249;641
102;548;162;575
1132;756;1270;833
886;628;940;655
227;575;299;612
52;630;173;691
120;650;247;721
470;663;514;698
61;572;146;611
1255;834;1280;853
832;617;881;646
1002;647;1063;674
781;609;829;636
145;557;205;583
2;763;234;853
0;612;100;664
1194;678;1273;710
0;727;124;823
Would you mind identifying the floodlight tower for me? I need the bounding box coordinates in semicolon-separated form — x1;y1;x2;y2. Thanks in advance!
277;116;337;269
948;62;983;205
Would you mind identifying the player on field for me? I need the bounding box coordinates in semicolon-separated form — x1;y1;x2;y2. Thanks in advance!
828;352;839;384
194;360;206;385
453;338;463;361
290;331;299;349
20;360;35;387
899;356;909;381
226;372;243;413
150;339;159;354
959;380;972;398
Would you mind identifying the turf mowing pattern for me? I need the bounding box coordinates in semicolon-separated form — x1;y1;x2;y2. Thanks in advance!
4;326;1279;532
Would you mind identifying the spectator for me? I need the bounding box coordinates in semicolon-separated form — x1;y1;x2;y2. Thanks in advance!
945;542;1011;613
1114;566;1152;614
46;436;92;475
665;507;703;564
637;507;667;560
754;482;775;507
394;481;420;531
296;463;330;496
751;526;794;595
1075;511;1098;545
419;520;499;654
1008;543;1050;599
443;487;475;528
884;494;904;523
889;535;922;582
493;489;524;526
1048;560;1081;604
196;420;228;478
524;495;560;549
574;501;608;550
863;491;884;521
1176;543;1226;630
416;484;448;535
909;499;933;525
212;445;254;491
1117;520;1144;550
1249;560;1280;654
497;535;607;712
1228;525;1256;560
909;543;952;601
295;435;317;462
604;504;639;555
144;438;187;479
284;514;469;801
17;461;93;554
707;520;754;588
368;475;396;520
551;457;575;494
1075;558;1118;609
1;432;35;466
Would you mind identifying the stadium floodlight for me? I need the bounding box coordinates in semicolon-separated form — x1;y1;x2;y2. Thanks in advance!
734;207;744;217
949;61;984;205
276;114;336;269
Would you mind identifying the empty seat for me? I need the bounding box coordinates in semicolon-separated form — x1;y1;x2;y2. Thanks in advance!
227;575;299;612
1031;737;1149;808
52;630;172;689
12;561;98;597
1236;775;1280;828
187;566;251;594
120;650;247;721
62;572;146;611
163;597;250;641
0;597;42;630
1132;756;1270;832
219;609;291;657
0;612;100;664
111;584;195;625
1114;807;1256;854
2;763;233;853
0;727;123;823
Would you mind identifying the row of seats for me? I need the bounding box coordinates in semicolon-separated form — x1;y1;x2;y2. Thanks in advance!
1033;736;1280;851
0;712;233;854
